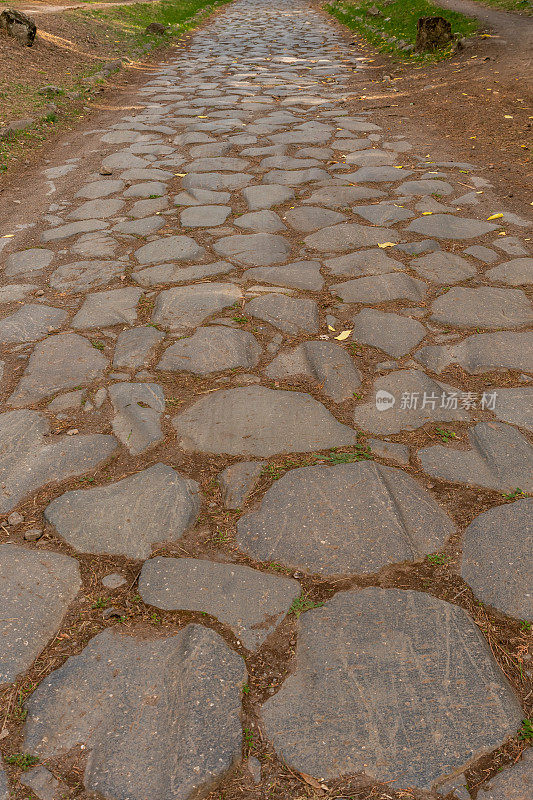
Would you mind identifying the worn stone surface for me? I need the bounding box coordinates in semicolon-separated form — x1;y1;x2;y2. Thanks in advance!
45;464;199;559
410;252;477;284
152;283;241;330
476;750;533;800
159;326;261;374
48;260;123;291
265;340;361;402
418;422;533;492
4;248;54;276
0;410;117;512
8;333;107;406
20;766;69;800
213;233;291;266
407;214;499;239
0;545;81;683
351;309;426;357
237;462;453;574
139;557;300;649
491;387;533;432
23;626;246;800
334;273;426;303
369;438;410;464
415;331;533;374
430;287;533;329
72;288;142;329
173;386;356;456
461;500;532;619
261;588;522;790
218;461;263;508
108;382;164;454
245;294;319;334
243;260;324;290
113;326;164;369
304;223;399;252
324;248;403;277
486;257;533;286
0;304;66;343
134;235;204;264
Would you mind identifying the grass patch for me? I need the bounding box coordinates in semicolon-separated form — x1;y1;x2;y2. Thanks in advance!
326;0;479;61
474;0;532;13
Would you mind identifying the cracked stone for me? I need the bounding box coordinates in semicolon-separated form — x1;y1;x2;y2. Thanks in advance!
213;233;291;266
430;287;533;329
72;288;142;329
245;294;319;335
45;463;199;559
108;382;164;454
350;309;426;357
49;260;123;291
152;283;242;330
0;305;67;343
158;326;261;374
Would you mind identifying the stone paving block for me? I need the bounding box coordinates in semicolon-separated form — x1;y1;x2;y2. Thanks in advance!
49;260;123;291
430;287;533;329
461;500;532;619
261;588;522;790
243;260;324;290
45;463;199;559
351;309;426;357
42;220;108;243
218;461;264;508
20;766;69;800
284;206;346;232
213;233;291;266
0;764;7;800
304;186;385;207
72;287;142;329
415;331;533;374
245;294;319;334
23;626;246;800
113;326;165;369
152;283;242;330
243;184;295;210
334;273;426;304
352;203;414;226
114;216;166;236
108;382;165;454
4;248;54;276
68;199;124;220
173;386;356;456
324;248;403;278
491;387;533;432
161;324;261;374
8;333;108;406
486;258;533;285
304;223;399;252
407;214;499;239
418;422;533;491
235;210;286;233
410;252;477;284
0;544;81;683
139;557;300;649
476;750;533;800
368;438;410;465
180;205;231;227
0;304;66;343
265;340;361;402
237;462;453;574
134;235;205;264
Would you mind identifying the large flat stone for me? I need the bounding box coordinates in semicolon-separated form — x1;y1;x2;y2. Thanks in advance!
304;186;385;208
324;248;403;278
352;370;469;434
237;462;453;574
265;340;361;402
430;287;532;329
245;294;319;335
261;588;522;790
213;233;291;266
407;214;499;239
491;387;533;432
49;260;123;291
242;184;294;210
0;304;66;343
108;382;164;454
72;288;142;329
418;422;533;491
0;410;117;513
476;750;533;800
0;545;81;684
415;331;533;374
4;248;54;277
23;626;245;800
113;326;164;369
172;386;356;456
158;326;262;374
139;557;300;649
486;258;533;286
45;464;199;559
243;260;324;291
134;235;205;264
152;283;242;330
351;309;426;357
68;199;124;220
304;223;399;252
333;273;426;304
410;252;477;284
234;210;286;233
461;500;532;619
8;333;108;406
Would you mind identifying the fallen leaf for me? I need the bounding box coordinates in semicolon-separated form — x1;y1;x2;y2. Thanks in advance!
487;213;503;220
299;772;325;793
421;211;433;215
175;173;187;177
327;324;336;331
334;329;352;341
378;242;396;248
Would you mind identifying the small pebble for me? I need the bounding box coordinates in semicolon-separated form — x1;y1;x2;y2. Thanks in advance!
23;528;43;542
102;573;127;589
7;512;24;527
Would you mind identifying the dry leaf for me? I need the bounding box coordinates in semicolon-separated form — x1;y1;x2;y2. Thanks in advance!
299;772;325;793
378;242;396;248
421;211;433;215
334;329;352;341
487;213;503;220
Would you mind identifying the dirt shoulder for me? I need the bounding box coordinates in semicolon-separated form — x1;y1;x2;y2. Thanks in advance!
323;0;533;211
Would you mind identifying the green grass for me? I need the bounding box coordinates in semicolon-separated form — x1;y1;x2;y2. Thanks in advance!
474;0;532;13
327;0;479;61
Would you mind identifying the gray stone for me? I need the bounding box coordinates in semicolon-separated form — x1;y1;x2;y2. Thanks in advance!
368;438;410;464
410;252;477;284
71;232;118;258
0;409;116;512
476;750;533;800
415;331;533;374
8;333;107;406
344;150;395;167
158;326;261;374
237;462;453;574
45;464;199;559
123;181;168;198
242;184;294;210
180;205;231;227
418;422;533;492
234;210;285;233
261;588;522;790
0;304;66;343
345;166;413;182
49;260;123;291
113;326;164;369
396;179;453;196
245;294;319;335
23;626;245;800
182;171;252;191
7;511;23;526
133;261;234;287
4;248;54;277
262;168;329;185
0;764;6;800
68;198;124;220
284;206;346;232
139;557;300;649
213;233;291;266
486;258;533;285
134;235;204;264
407;214;499;240
492;387;533;432
114;216;166;235
303;186;385;208
20;766;68;800
353;203;414;226
101;573;126;589
461;500;532;619
265;340;361;402
72;288;142;329
464;245;499;263
351;309;426;357
48;390;84;412
0;283;38;302
218;461;263;508
398;239;441;255
333;273;426;303
324;248;403;278
187;156;249;172
430;287;532;329
128;197;168;218
493;236;529;257
436;774;470;800
76;180;124;199
0;544;81;683
172;386;356;456
352;370;469;434
243;260;324;290
304;223;399;252
108;382;164;454
42;220;108;243
152;283;242;330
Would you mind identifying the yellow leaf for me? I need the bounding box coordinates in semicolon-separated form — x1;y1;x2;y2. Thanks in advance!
504;115;513;119
327;324;336;331
378;242;396;248
175;173;187;177
1;234;14;238
421;211;433;215
334;329;352;341
487;213;503;220
197;115;208;118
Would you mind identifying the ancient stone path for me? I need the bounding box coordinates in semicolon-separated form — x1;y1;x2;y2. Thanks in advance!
0;0;532;798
